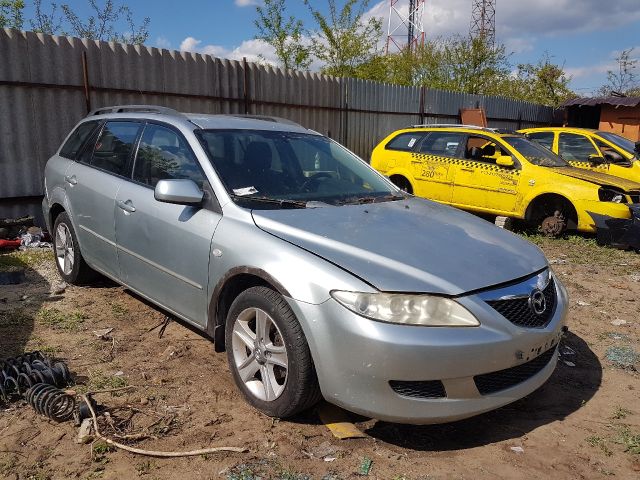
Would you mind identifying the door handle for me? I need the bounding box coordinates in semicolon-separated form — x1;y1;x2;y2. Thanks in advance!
461;167;474;172
64;175;77;185
116;200;136;213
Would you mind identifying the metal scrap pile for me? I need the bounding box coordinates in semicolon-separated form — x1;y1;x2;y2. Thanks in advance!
0;216;51;250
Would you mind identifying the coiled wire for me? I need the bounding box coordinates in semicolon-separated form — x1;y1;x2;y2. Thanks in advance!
24;383;76;422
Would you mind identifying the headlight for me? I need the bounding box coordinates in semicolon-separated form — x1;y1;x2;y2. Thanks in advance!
330;291;480;327
598;187;626;203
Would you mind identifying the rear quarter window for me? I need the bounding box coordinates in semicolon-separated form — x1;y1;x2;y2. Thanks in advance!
59;121;100;159
385;132;424;151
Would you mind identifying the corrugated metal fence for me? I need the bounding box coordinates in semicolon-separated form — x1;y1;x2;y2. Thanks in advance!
0;28;559;220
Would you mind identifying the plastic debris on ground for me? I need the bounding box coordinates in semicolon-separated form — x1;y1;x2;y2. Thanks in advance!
576;301;591;307
611;318;627;326
358;457;372;475
510;446;524;454
317;402;367;439
605;346;639;368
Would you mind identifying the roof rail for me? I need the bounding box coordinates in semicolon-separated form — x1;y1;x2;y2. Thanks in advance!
408;123;498;131
229;114;304;128
87;105;186;118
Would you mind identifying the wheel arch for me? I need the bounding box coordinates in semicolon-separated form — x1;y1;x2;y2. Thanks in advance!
524;192;579;228
207;267;291;352
386;170;415;194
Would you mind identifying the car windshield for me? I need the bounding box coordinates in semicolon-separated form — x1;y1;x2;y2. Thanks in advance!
196;129;400;208
502;136;569;167
597;131;637;155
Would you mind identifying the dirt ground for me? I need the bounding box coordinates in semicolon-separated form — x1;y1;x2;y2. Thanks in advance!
1;234;639;480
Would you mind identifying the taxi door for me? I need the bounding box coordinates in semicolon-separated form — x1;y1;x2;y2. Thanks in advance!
409;131;463;203
451;135;521;214
557;132;610;174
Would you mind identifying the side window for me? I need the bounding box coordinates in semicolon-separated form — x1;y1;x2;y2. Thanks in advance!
134;124;204;188
59;121;100;159
385;132;424;151
558;133;598;162
527;132;554;150
418;132;465;157
464;136;507;164
90;121;142;176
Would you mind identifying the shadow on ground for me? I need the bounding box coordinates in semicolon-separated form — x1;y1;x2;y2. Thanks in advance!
364;331;601;451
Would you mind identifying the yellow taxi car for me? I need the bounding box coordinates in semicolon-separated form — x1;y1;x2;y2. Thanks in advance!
371;125;640;241
519;127;640;183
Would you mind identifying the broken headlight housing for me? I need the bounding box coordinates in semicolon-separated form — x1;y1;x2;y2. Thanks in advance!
598;187;626;203
330;291;480;326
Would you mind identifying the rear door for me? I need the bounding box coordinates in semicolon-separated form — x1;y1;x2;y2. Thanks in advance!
410;131;463;203
114;122;221;327
64;120;143;279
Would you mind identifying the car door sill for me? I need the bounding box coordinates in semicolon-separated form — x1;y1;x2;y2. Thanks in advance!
87;263;208;332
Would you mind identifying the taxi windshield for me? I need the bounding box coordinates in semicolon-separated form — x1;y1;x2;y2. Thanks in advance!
502;136;569;167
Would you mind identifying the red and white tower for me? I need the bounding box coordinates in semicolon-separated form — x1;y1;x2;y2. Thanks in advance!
385;0;425;54
470;0;496;48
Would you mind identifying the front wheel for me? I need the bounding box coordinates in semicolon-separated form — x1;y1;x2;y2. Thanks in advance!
225;286;321;418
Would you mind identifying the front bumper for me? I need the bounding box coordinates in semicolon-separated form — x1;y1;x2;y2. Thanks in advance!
588;204;640;251
287;274;568;424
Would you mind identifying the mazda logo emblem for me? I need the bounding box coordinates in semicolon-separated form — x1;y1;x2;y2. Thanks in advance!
529;289;546;315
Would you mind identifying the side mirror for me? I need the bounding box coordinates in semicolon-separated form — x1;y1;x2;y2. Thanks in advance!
588;154;605;165
154;179;203;206
496;155;515;167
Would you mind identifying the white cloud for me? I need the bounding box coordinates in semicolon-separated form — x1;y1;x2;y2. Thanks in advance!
235;0;259;6
178;36;277;65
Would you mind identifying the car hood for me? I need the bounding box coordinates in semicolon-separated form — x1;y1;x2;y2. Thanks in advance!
553;167;640;191
251;198;548;295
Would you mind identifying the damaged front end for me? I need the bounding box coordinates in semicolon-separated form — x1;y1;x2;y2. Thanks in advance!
589;204;640;252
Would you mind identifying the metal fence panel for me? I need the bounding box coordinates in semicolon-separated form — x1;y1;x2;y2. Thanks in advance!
0;28;560;221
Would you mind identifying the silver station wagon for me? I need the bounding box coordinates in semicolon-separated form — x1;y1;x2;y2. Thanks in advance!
43;105;568;424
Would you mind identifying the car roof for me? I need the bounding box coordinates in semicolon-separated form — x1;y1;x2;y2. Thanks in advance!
84;105;317;135
519;127;598;133
396;125;518;137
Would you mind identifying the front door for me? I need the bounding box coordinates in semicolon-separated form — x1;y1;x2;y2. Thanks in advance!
65;120;143;279
114;123;221;327
558;132;610;174
452;135;521;214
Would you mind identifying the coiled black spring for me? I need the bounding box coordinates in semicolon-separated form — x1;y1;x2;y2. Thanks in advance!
0;351;71;402
24;383;76;422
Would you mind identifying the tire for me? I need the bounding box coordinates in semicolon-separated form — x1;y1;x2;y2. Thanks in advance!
225;286;321;418
52;212;95;284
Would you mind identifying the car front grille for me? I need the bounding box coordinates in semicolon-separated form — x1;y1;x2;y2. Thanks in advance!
486;277;556;328
389;379;446;399
474;346;557;395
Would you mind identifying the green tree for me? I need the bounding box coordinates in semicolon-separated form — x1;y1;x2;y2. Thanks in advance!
305;0;382;78
254;0;310;71
61;0;149;43
0;0;24;29
598;48;638;96
503;55;575;107
30;0;62;34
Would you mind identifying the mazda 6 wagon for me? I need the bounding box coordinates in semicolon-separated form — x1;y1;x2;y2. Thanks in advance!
42;106;568;424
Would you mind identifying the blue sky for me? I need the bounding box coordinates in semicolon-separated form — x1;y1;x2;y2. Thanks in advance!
23;0;640;95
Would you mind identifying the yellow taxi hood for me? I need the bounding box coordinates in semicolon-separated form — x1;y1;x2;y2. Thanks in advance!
552;167;640;191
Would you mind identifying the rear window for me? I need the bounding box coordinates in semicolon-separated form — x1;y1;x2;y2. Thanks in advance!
59;121;100;159
385;132;424;151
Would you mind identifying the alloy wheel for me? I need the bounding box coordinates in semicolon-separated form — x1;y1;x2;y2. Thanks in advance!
55;223;74;275
231;307;288;402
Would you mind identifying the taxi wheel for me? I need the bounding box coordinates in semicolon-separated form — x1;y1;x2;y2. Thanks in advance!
390;176;412;194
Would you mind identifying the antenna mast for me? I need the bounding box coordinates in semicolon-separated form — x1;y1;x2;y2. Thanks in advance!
385;0;425;54
470;0;496;48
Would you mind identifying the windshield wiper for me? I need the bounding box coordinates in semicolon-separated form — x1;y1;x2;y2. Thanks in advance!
230;194;307;209
338;194;407;205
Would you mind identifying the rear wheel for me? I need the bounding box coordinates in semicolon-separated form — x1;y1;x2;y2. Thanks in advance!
225;286;321;418
390;176;412;194
52;212;95;284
